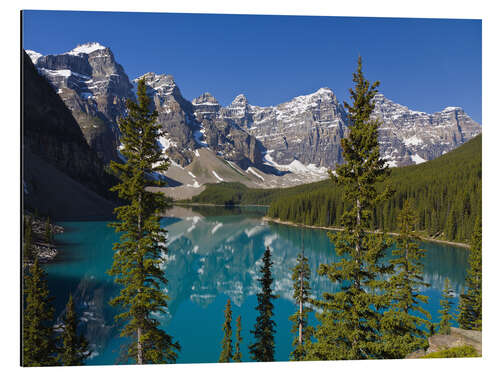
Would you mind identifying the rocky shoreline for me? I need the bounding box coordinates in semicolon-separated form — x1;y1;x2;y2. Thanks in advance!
23;213;64;266
262;216;471;249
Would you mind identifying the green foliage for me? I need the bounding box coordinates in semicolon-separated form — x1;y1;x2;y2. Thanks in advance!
233;315;243;362
58;294;90;366
381;200;431;358
22;258;57;366
438;278;455;335
107;78;180;364
268;134;482;243
422;345;479;358
458;219;482;330
23;215;34;261
249;246;277;362
289;244;313;361
306;57;393;360
188;181;323;206
219;299;233;363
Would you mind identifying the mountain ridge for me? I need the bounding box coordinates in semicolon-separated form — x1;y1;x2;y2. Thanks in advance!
26;42;482;194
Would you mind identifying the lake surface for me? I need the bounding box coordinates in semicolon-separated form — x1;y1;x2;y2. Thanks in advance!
46;205;469;365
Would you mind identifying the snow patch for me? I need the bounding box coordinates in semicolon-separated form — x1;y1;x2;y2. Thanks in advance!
26;50;42;64
246;167;265;181
212;171;224;182
67;42;107;55
193;128;208;147
158;136;177;150
403;135;423;147
411;154;427;164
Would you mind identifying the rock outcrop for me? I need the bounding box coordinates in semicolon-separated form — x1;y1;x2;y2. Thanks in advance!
406;327;482;358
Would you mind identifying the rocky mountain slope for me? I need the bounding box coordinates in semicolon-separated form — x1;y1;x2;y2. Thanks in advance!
25;42;482;195
23;50;117;219
27;43;133;163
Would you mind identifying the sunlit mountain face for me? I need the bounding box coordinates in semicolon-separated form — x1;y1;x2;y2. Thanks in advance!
46;206;468;364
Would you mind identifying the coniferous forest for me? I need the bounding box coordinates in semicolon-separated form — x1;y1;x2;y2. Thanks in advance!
267;134;481;243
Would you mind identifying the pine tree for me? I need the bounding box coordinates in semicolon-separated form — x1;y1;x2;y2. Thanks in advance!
22;258;57;366
108;78;180;364
381;200;431;358
458;219;482;330
23;215;34;261
233;315;243;362
438;278;455;335
58;294;90;366
289;245;312;361
307;57;393;361
219;299;233;362
249;246;277;362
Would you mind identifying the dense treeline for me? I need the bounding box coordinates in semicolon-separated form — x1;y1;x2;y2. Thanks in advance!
187;180;324;206
268;134;481;243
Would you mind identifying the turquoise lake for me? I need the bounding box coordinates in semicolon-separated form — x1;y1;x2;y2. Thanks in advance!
46;205;469;365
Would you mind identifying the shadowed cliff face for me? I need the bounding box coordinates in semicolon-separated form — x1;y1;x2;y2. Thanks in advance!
22;50;117;219
29;43;134;163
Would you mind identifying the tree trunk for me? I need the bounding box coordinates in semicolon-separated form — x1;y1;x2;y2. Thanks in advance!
299;269;303;345
137;327;143;364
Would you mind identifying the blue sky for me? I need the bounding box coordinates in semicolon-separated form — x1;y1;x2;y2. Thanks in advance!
22;10;482;122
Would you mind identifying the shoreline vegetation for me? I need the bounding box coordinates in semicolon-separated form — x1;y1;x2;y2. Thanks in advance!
261;216;470;249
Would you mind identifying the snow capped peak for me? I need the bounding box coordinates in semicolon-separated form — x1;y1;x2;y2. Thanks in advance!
232;94;248;105
314;87;334;96
26;50;43;64
67;42;107;56
443;106;463;112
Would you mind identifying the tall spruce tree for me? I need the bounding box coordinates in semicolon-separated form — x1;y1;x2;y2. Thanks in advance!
22;258;57;366
289;245;312;361
59;294;90;366
233;315;243;362
381;200;431;358
219;299;233;363
249;246;277;362
307;57;393;361
438;278;455;335
108;78;180;364
458;219;482;330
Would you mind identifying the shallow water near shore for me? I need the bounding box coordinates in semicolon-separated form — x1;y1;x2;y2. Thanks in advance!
47;205;468;365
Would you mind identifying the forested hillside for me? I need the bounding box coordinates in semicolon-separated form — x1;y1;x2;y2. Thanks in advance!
268;134;481;243
189;134;481;243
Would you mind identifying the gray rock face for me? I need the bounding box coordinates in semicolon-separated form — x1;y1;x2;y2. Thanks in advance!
135;72;198;166
192;93;264;169
135;75;265;169
27;43;134;162
372;94;481;166
27;42;481;174
234;88;349;168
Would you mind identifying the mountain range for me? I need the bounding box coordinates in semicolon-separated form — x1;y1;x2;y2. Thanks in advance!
25;42;482;198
